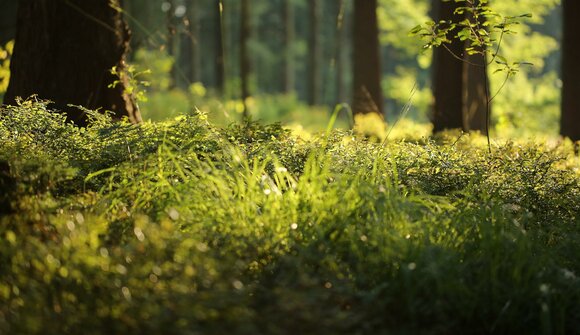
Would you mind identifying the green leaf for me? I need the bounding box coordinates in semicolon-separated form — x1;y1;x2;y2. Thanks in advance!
409;25;423;35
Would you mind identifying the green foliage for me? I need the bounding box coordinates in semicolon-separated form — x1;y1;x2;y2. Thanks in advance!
487;6;560;136
407;0;560;134
383;67;433;122
412;0;530;77
109;64;151;105
132;48;174;92
1;101;579;334
378;0;430;57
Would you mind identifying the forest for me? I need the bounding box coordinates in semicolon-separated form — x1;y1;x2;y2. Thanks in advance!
0;0;579;334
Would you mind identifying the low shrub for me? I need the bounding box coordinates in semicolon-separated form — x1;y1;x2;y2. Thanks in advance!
0;100;578;334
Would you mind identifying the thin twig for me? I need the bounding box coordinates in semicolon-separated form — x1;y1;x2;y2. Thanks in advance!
489;72;510;103
442;43;483;67
488;28;505;65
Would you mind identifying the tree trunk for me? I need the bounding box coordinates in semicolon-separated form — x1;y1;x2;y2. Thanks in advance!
352;0;383;116
214;0;225;95
4;0;140;125
431;0;489;134
189;0;201;84
179;0;200;87
165;0;177;89
462;1;488;134
431;0;464;132
560;0;580;143
462;48;488;133
283;0;295;94
240;0;251;117
0;0;18;46
335;0;349;104
308;0;322;106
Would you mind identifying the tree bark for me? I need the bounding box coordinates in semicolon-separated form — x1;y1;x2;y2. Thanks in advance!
431;0;489;134
240;0;251;117
307;0;322;106
165;0;177;89
188;0;201;84
178;0;200;87
352;0;383;116
0;0;18;46
4;0;140;125
560;0;580;142
335;0;349;104
214;0;225;95
462;1;488;134
462;47;488;133
431;0;464;132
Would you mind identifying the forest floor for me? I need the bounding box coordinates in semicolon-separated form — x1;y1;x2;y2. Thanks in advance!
1;100;579;334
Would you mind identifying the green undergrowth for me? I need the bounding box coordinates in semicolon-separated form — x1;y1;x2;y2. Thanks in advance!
0;100;579;334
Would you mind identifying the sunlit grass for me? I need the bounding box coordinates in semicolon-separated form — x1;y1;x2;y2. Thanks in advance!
0;100;579;334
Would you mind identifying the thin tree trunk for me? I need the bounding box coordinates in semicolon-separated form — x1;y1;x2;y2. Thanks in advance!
189;0;200;83
215;0;225;94
560;0;580;143
180;0;200;86
166;0;177;89
240;0;251;116
352;0;383;115
431;0;464;132
308;0;322;106
336;0;349;104
177;26;190;89
283;0;295;94
4;0;140;125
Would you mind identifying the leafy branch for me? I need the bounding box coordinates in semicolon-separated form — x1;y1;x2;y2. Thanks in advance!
108;63;151;114
410;0;532;151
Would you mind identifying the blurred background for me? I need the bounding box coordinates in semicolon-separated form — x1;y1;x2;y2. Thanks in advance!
0;0;563;137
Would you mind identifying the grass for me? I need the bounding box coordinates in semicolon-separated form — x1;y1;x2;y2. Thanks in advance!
0;99;579;334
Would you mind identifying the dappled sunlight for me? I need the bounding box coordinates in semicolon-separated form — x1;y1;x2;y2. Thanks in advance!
0;0;577;333
1;100;579;333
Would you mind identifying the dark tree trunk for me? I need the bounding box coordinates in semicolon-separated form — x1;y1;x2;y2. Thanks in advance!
178;27;190;89
462;1;488;134
352;0;383;115
0;0;18;46
431;0;464;132
308;0;322;106
240;0;251;116
178;0;201;87
462;47;488;133
166;0;177;89
431;0;489;134
4;0;140;125
214;0;225;94
188;0;201;84
335;0;349;104
283;0;295;94
561;0;580;142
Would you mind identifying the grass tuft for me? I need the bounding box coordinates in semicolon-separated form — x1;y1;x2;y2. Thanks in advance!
1;100;579;334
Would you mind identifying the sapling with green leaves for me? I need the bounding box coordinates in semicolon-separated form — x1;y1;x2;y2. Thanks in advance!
411;0;532;151
109;63;151;116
